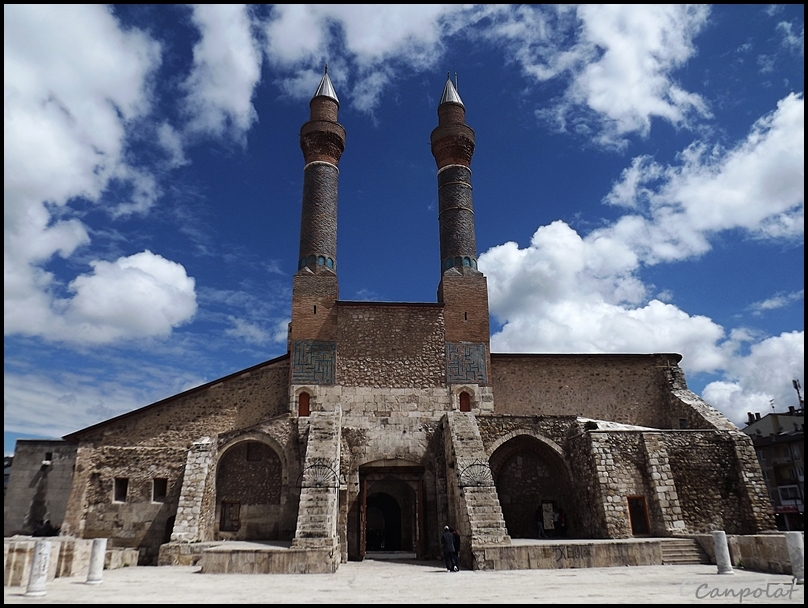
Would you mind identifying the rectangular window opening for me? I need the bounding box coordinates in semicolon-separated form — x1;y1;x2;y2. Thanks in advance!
152;478;168;502
114;477;129;503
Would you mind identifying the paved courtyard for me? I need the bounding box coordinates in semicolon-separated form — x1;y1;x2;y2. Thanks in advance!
4;557;803;604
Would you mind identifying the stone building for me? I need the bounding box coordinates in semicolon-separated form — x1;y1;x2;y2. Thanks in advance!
33;71;775;570
742;406;804;532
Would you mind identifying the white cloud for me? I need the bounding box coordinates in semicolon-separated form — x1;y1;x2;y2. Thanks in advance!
4;5;198;347
4;4;161;212
6;251;197;345
225;316;270;345
777;21;804;56
480;95;804;414
157;122;190;169
603;93;804;264
750;290;805;316
262;4;469;110
3;372;142;439
183;4;263;141
482;5;712;146
702;331;804;426
480;222;727;374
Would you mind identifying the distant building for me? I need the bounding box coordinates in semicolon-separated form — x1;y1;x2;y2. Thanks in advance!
4;456;13;498
3;440;77;536
742;406;804;531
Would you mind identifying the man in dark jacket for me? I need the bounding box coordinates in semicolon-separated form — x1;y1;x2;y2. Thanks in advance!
441;526;458;572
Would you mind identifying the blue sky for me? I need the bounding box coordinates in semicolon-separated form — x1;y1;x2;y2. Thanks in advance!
4;5;804;455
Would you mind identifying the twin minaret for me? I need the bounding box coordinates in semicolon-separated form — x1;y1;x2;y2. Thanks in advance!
294;69;481;289
290;70;490;369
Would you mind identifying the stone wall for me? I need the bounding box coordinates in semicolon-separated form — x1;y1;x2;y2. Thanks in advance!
491;354;683;427
336;303;445;387
4;440;77;536
694;533;803;575
4;537;138;586
60;357;292;564
666;431;775;534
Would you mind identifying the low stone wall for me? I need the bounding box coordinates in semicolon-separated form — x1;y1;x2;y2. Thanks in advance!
200;545;339;574
4;536;137;587
158;541;224;566
693;533;803;575
473;539;663;570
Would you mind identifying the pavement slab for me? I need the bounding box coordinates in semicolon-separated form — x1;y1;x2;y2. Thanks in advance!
4;559;804;604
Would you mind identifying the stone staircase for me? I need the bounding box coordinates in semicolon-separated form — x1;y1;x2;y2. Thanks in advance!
660;538;711;565
443;412;510;548
291;410;341;550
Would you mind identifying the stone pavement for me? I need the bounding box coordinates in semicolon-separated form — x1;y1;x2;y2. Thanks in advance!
4;557;803;604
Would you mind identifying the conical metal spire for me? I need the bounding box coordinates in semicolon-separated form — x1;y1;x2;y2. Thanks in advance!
439;72;464;107
312;65;339;106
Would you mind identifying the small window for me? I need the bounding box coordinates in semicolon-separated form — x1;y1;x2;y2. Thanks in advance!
45;452;53;461
678;418;688;429
459;392;471;412
152;478;168;502
220;501;240;532
299;392;311;417
114;478;129;502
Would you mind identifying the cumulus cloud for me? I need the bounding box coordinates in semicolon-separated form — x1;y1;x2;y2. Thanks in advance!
258;5;715;141
603;93;804;263
6;251;197;344
702;331;804;426
4;4;162;213
480;94;804;395
4;5;197;346
183;4;263;141
481;5;712;146
480;222;727;374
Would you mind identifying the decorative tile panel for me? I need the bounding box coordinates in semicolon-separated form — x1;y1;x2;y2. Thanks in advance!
292;340;336;384
446;343;487;384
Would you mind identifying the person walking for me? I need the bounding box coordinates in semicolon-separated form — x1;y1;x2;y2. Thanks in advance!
441;526;458;572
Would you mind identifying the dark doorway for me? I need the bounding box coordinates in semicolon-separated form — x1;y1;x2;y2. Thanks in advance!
628;496;650;535
366;493;401;551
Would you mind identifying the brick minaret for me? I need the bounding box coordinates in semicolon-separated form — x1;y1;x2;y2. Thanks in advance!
431;74;491;382
290;67;344;347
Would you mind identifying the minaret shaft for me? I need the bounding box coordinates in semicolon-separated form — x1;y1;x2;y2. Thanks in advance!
290;70;343;348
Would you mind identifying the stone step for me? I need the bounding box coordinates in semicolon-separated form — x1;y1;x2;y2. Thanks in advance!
660;539;710;565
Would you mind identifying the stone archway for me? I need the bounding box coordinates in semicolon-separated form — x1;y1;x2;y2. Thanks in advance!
489;435;574;539
351;460;424;560
214;440;283;540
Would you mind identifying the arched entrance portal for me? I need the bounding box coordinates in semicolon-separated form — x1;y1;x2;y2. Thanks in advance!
215;440;283;540
352;460;425;560
490;435;573;539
